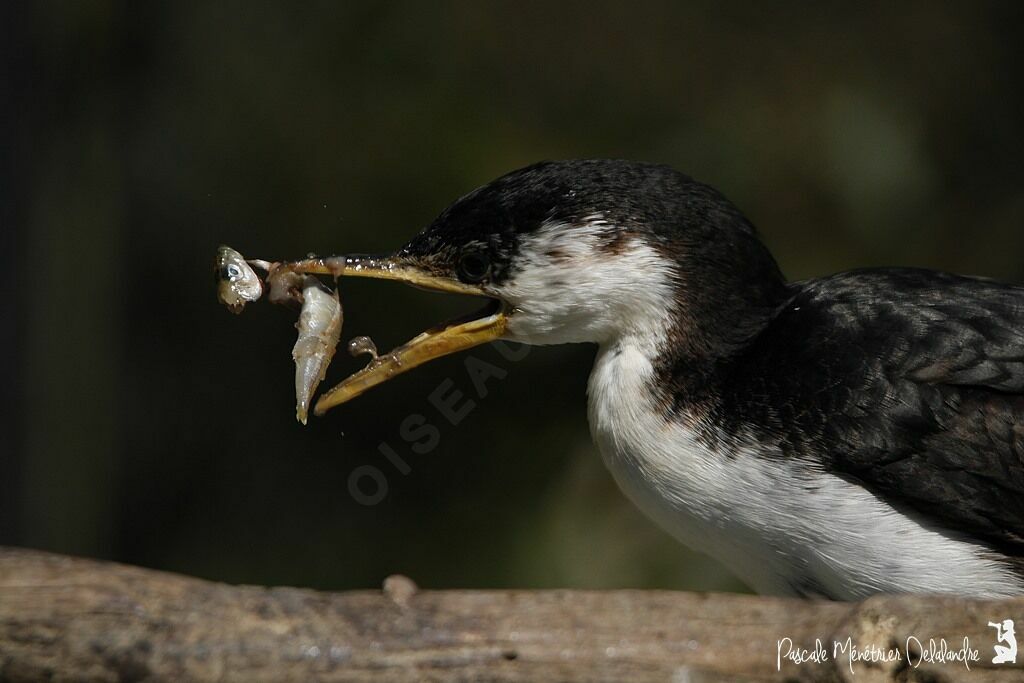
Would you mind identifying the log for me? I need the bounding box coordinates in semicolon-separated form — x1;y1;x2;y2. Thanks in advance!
0;547;1021;682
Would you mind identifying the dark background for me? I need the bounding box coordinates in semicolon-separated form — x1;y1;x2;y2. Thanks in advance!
3;1;1023;594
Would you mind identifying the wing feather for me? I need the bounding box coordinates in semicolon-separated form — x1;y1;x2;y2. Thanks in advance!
723;268;1024;549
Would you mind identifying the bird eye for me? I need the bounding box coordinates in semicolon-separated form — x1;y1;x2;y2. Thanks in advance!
457;251;490;283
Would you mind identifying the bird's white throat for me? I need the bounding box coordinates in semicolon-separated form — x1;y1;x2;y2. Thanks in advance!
501;219;677;346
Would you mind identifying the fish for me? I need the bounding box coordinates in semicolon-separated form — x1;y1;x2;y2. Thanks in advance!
293;276;343;424
215;245;263;313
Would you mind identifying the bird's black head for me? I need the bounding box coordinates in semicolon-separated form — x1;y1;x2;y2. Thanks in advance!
317;159;789;411
399;159;746;284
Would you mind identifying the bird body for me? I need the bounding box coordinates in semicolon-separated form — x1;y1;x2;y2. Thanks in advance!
522;214;1024;599
587;289;1024;599
303;159;1024;599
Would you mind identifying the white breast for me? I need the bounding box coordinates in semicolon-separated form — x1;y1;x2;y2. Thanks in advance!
586;338;1024;600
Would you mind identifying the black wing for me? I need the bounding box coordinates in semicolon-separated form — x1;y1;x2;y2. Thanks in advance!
721;268;1024;551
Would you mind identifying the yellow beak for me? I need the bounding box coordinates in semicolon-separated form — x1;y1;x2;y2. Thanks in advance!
272;255;507;415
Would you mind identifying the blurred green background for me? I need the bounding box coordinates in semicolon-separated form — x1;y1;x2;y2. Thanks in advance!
3;1;1023;594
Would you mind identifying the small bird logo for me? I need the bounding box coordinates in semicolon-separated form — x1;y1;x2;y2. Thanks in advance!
988;619;1017;664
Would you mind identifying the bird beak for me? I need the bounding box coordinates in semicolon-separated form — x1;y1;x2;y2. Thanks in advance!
271;254;507;415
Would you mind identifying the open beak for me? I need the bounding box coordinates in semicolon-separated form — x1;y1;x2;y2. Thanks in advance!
273;254;507;415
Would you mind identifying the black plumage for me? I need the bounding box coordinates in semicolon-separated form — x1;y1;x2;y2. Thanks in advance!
692;269;1024;556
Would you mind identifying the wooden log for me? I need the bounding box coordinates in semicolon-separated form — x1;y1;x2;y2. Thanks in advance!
0;547;1021;681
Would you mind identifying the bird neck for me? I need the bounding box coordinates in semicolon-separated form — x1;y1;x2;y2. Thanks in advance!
592;249;791;417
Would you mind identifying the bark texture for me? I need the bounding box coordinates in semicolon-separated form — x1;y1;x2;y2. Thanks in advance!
0;547;1021;682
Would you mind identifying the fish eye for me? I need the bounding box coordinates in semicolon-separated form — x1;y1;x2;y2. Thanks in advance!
457;251;490;283
226;264;241;279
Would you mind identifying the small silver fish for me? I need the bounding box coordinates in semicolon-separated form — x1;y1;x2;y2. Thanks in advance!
293;277;342;424
215;245;263;313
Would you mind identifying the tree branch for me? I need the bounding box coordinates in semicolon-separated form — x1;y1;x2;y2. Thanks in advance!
0;547;1020;681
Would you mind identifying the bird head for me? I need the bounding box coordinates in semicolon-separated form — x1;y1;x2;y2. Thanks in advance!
314;159;787;413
